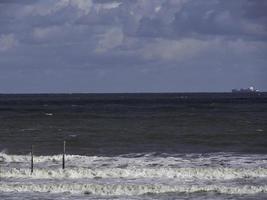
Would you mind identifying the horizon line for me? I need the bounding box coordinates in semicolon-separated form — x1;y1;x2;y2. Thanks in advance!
0;91;266;95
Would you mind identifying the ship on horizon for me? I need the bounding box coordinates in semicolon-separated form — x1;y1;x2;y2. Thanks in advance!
232;86;260;93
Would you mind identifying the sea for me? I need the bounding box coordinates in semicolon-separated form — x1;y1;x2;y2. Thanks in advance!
0;93;267;200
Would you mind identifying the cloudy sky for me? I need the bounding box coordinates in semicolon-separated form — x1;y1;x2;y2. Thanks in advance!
0;0;266;93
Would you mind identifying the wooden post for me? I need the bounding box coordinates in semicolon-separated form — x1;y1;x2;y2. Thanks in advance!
31;145;34;174
62;140;66;169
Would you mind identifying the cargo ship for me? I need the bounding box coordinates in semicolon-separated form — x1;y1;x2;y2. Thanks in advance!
232;86;260;93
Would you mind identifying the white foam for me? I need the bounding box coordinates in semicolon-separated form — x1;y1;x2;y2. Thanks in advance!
2;167;267;180
0;182;266;195
1;152;267;168
1;152;266;196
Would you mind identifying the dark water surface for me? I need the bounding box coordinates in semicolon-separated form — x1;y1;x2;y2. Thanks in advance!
1;93;267;199
1;93;266;155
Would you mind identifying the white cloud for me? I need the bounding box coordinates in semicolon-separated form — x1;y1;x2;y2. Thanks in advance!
227;38;267;56
18;0;122;17
67;0;93;15
95;1;121;12
139;37;267;63
33;26;61;40
19;1;63;16
19;0;93;17
0;34;18;52
140;38;210;61
96;27;124;53
155;6;161;13
242;21;267;37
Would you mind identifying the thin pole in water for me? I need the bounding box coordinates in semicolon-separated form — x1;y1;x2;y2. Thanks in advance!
31;145;34;174
62;140;66;169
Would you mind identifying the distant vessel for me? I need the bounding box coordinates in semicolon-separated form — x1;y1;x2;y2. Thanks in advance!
232;86;260;93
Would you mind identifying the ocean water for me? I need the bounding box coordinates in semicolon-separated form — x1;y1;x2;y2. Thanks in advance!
0;93;267;199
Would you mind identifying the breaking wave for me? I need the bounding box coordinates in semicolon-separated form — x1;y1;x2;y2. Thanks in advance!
2;167;267;180
0;182;267;195
1;152;267;196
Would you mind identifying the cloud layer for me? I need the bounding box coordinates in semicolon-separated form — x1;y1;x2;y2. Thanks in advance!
0;0;266;92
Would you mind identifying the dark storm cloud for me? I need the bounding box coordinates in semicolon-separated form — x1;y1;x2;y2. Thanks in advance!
0;0;35;4
0;0;266;93
135;0;267;40
243;0;267;19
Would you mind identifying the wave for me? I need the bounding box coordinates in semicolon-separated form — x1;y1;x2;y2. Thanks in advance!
1;152;267;167
0;182;266;195
1;152;267;181
1;152;267;196
2;167;267;180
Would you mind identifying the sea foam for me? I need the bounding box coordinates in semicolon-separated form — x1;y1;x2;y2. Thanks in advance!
2;166;267;180
1;152;267;196
0;182;267;195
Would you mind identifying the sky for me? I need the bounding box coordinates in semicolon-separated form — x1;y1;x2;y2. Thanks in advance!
0;0;266;93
